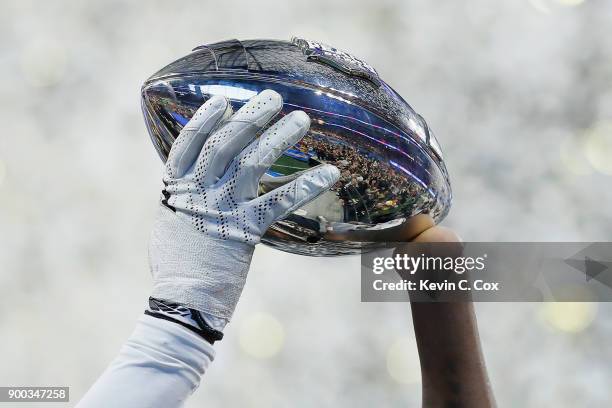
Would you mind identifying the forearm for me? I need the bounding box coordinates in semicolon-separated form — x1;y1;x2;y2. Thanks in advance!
411;302;495;408
76;315;214;408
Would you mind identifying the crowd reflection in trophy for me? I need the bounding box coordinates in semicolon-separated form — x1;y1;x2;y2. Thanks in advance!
155;99;437;226
296;132;434;224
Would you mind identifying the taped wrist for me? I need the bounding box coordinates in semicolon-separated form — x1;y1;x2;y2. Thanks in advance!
145;297;224;344
149;205;255;321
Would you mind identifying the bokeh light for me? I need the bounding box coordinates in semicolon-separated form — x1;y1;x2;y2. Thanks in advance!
583;121;612;176
386;336;420;384
559;135;592;176
540;302;598;333
239;312;285;359
20;39;67;88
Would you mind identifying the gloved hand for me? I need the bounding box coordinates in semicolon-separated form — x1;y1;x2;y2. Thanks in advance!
148;90;339;330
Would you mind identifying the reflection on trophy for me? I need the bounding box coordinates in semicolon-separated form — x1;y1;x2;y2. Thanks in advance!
142;38;452;255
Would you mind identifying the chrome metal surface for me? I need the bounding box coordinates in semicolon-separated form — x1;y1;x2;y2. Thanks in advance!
141;38;452;256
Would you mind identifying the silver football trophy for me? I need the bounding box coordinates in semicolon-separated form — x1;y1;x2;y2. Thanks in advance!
141;38;452;256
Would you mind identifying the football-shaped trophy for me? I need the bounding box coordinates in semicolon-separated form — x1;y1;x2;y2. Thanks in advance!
141;38;451;256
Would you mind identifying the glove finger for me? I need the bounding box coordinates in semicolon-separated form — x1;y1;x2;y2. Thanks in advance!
221;110;310;201
194;90;282;187
257;164;340;224
257;110;310;170
165;95;229;178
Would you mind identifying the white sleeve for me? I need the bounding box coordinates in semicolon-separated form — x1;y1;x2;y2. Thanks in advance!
76;314;215;408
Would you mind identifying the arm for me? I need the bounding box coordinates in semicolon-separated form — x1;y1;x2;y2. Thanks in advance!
77;90;339;408
412;302;495;408
76;316;213;408
410;227;496;408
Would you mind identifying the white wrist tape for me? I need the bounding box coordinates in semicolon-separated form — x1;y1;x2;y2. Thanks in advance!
150;205;254;320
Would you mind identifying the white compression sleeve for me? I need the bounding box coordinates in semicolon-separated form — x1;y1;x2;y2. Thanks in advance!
76;315;214;408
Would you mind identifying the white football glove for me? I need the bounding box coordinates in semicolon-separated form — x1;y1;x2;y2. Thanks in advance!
149;90;339;327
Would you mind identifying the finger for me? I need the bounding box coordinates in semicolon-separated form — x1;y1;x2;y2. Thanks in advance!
413;226;462;243
165;95;229;178
195;90;283;186
392;226;463;263
258;110;310;169
259;171;301;194
222;110;310;200
258;164;340;223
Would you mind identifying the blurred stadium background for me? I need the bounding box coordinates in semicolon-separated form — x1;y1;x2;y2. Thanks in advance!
1;0;611;406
